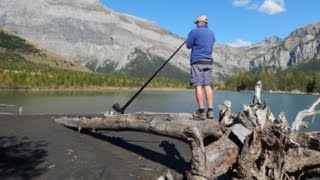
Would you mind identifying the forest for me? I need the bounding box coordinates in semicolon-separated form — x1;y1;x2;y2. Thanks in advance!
3;61;320;93
222;70;320;93
0;60;188;89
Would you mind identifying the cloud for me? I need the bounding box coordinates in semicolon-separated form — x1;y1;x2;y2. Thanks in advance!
231;0;286;15
259;0;286;15
227;39;252;47
232;0;251;7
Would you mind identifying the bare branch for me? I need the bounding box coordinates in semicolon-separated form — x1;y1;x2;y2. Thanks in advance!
218;100;233;126
253;80;262;104
292;98;320;131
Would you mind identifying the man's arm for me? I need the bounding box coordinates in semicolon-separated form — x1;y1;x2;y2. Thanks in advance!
186;31;194;49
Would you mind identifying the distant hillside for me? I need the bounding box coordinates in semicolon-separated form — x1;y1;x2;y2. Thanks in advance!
0;29;188;89
86;48;189;81
0;29;91;72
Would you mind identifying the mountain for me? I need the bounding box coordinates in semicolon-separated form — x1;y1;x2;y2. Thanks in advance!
0;29;90;72
0;0;190;80
0;0;319;82
250;23;320;72
213;36;282;77
0;0;241;82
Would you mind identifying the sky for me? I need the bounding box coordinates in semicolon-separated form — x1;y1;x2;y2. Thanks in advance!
100;0;320;47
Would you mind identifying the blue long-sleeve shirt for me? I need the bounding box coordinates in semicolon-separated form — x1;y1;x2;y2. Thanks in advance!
186;25;215;65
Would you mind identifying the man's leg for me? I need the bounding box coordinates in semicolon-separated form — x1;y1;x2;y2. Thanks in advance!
190;64;206;119
204;85;214;119
194;85;206;119
204;85;213;109
195;86;204;109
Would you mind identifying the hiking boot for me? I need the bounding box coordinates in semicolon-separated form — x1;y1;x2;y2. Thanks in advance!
206;110;214;119
193;110;206;120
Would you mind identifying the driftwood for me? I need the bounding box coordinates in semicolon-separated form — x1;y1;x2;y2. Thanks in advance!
0;104;23;115
55;81;320;179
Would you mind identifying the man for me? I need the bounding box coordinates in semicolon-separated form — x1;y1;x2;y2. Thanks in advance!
186;15;215;120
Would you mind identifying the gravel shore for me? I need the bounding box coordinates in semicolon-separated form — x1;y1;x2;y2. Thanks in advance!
0;114;191;180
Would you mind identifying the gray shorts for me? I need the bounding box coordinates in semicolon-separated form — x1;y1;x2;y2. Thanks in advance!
190;63;213;86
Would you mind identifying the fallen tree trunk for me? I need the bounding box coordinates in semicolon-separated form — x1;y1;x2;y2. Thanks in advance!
55;112;223;143
55;81;320;179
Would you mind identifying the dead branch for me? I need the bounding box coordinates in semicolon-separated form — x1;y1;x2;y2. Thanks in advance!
292;97;320;131
0;104;23;115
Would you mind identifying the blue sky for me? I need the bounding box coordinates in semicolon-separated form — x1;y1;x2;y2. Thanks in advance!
101;0;320;46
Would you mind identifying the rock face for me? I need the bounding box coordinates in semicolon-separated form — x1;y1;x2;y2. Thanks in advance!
214;36;282;77
250;23;320;71
0;0;319;81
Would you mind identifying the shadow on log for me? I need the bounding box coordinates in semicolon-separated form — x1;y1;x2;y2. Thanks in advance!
55;81;320;180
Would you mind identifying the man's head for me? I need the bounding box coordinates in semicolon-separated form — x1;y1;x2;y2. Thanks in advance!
194;15;208;26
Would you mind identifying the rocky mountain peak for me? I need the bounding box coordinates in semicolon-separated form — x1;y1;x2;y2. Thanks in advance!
284;22;320;50
289;23;320;38
263;36;282;45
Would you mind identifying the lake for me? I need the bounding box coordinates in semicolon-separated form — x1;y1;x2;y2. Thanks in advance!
1;89;319;131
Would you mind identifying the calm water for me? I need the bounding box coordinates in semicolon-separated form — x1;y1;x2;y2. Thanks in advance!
1;89;319;131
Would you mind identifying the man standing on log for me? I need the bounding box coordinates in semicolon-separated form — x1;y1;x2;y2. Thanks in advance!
186;15;216;120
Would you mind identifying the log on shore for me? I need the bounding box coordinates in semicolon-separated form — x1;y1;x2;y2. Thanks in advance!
55;112;223;143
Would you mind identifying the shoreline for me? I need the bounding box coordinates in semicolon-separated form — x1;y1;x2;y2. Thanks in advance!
239;89;320;96
0;87;192;92
1;88;319;96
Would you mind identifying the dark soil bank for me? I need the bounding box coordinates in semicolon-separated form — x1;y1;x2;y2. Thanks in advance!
0;114;191;180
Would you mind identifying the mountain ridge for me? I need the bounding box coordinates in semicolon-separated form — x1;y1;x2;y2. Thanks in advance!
0;0;319;82
250;22;320;72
